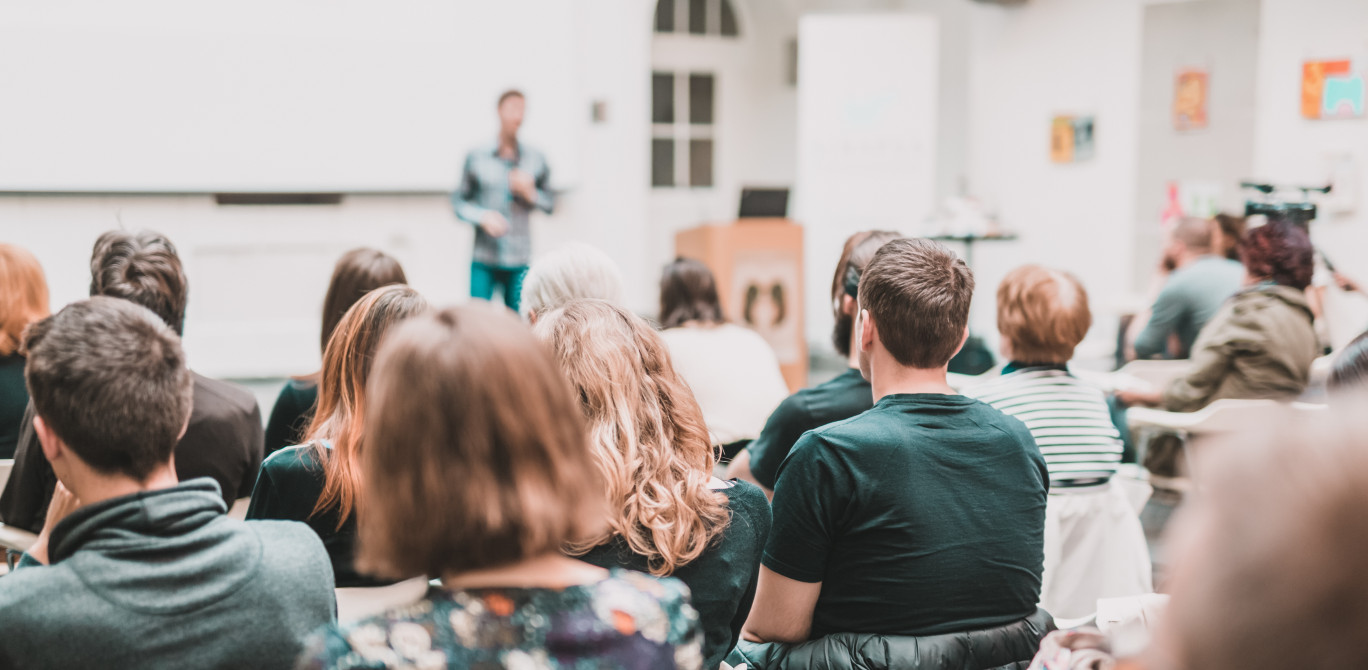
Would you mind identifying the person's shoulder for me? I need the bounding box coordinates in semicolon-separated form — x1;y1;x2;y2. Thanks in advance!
191;372;260;419
0;562;84;628
966;398;1038;445
260;444;325;481
241;516;337;584
242;515;328;556
603;570;700;638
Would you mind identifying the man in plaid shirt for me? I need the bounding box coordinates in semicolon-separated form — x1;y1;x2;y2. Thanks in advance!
452;90;555;311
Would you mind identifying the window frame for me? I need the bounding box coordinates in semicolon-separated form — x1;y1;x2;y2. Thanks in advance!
651;69;715;189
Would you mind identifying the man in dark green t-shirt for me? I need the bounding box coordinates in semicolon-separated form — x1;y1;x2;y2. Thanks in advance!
742;238;1048;645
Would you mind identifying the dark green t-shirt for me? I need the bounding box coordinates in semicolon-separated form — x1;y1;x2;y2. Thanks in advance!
578;480;771;670
0;354;28;459
764;393;1048;639
246;444;391;588
264;380;318;460
748;368;873;489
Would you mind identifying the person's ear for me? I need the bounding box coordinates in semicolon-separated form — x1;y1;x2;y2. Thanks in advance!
951;326;971;359
177;413;191;441
33;414;63;464
859;309;876;353
527;310;539;325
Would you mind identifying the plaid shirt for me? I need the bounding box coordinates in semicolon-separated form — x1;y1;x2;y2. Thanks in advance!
451;140;554;268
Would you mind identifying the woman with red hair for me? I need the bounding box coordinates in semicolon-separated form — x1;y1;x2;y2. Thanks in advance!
0;244;49;457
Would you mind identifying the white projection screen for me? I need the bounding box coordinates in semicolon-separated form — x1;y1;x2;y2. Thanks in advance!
794;14;939;344
0;1;580;192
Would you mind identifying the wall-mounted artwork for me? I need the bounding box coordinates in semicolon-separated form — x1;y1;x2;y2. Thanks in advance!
1302;59;1365;120
1174;69;1209;131
1051;115;1095;163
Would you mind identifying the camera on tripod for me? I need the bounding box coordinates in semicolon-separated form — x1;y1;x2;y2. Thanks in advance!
1241;181;1332;228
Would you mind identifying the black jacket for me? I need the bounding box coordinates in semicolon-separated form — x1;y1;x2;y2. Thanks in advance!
726;609;1054;670
0;373;263;532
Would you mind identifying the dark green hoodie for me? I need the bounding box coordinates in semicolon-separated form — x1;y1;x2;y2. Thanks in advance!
0;478;335;669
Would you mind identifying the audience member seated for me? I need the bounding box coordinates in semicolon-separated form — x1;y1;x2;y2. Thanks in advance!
0;244;49;458
0;297;334;669
728;230;898;494
966;265;1151;620
657;257;789;456
1128;216;1244;361
536;299;770;669
1327;331;1368;398
518;242;624;323
1119;220;1319;413
0;231;264;532
247;285;428;587
1148;406;1368;670
265;248;406;458
1212;212;1246;263
298;303;703;670
737;238;1050;669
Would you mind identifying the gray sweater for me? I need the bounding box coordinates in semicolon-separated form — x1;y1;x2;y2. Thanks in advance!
0;478;335;669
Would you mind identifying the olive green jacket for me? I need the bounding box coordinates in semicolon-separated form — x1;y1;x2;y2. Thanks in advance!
1163;284;1319;412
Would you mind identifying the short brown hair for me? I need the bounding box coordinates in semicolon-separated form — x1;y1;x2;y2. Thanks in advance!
830;230;903;356
1159;405;1368;669
996;265;1092;364
89;230;188;335
357;303;605;579
858;238;974;368
498;89;525;108
23;297;193;479
659;257;725;329
0;244;49;356
1242;219;1314;290
320;248;407;352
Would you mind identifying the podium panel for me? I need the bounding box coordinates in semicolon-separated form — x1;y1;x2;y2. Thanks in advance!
676;219;807;392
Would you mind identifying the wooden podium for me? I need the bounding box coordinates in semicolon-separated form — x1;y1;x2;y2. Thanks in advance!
676;218;807;393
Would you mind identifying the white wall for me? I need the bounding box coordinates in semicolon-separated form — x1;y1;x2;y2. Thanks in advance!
1134;0;1261;288
1252;0;1368;345
966;0;1146;359
0;195;467;379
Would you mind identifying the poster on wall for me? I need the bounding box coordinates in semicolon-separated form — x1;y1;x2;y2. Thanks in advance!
731;249;802;364
1050;115;1095;163
1302;59;1365;120
1174;69;1209;131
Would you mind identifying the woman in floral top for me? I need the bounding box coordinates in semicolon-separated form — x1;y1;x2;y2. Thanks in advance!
297;304;703;670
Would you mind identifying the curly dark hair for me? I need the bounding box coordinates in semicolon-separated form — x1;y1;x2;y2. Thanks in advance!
1240;220;1314;291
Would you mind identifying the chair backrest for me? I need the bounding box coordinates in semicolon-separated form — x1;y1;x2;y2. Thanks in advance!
1128;398;1288;435
1117;359;1192;390
0;523;37;554
335;577;429;623
0;459;12;500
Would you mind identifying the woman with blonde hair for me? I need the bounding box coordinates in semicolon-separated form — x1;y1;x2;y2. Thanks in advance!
0;244;49;458
535;299;770;669
299;302;703;670
247;284;428;587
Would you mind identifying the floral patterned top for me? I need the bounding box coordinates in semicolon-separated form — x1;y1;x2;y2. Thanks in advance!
297;569;704;670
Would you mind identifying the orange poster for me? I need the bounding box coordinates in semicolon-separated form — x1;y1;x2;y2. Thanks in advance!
1302;60;1352;119
1174;69;1208;130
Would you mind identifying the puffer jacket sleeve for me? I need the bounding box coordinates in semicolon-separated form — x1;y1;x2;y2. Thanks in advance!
725;609;1054;670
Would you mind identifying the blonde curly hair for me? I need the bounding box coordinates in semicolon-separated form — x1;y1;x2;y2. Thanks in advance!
534;299;729;575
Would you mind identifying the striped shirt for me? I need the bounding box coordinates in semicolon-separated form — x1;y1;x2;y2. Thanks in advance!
965;366;1122;487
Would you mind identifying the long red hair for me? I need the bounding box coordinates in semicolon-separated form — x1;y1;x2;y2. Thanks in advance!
0;244;50;357
306;284;428;528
